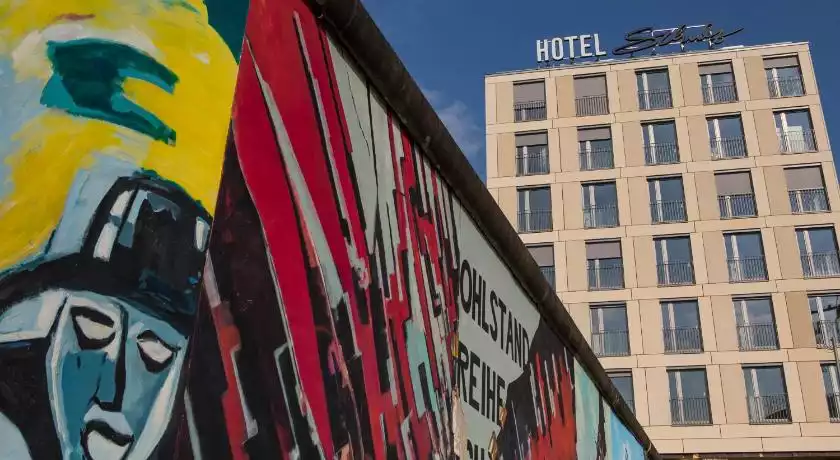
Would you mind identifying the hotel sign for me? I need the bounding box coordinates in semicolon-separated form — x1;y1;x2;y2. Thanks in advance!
536;34;608;64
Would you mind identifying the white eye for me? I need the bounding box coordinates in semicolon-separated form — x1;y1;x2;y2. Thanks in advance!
138;337;175;364
70;307;116;349
75;315;114;341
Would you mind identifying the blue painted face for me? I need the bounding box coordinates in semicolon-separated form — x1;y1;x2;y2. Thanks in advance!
45;290;188;460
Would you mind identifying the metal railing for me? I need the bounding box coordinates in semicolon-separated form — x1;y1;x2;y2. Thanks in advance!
801;252;840;278
789;188;829;214
638;88;673;110
591;330;630;357
517;210;552;233
575;94;609;116
747;394;791;424
650;200;687;223
540;266;556;289
778;129;817;153
827;393;840;422
814;320;840;349
718;194;757;218
583;204;619;228
711;137;748;160
663;327;703;353
644;142;680;165
514;100;547;122
671;397;712;425
515;148;549;176
657;261;695;286
702;82;738;104
587;265;625;290
727;257;768;282
768;76;805;98
579;147;614;171
737;324;779;350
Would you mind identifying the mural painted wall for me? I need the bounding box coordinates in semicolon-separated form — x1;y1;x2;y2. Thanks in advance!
0;0;247;458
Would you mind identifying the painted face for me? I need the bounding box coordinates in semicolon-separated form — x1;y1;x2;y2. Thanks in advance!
45;290;188;460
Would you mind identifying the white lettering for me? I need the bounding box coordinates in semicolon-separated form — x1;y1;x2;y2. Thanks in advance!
564;36;578;59
594;33;607;56
550;37;564;61
579;34;593;57
536;39;550;62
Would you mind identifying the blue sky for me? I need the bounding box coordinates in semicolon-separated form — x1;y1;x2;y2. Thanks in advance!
364;0;839;180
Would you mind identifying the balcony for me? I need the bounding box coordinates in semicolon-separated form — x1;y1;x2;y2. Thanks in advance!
768;76;805;98
671;397;712;425
801;252;840;278
638;88;673;110
789;188;829;214
718;194;757;219
657;261;695;286
583;204;619;229
591;330;630;357
575;95;609;117
814;320;840;349
588;265;624;290
514;100;547;122
737;324;779;351
516;148;549;176
579;147;614;171
778;129;817;153
650;200;687;224
540;266;556;289
827;393;840;422
727;257;768;282
517;210;552;233
702;82;737;104
663;327;703;354
644;142;680;165
747;394;791;424
711;137;748;160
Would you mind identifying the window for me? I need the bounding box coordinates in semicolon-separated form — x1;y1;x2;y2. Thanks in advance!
637;69;672;110
716;171;756;218
775;110;816;153
811;294;840;348
708;115;747;159
699;62;737;104
608;371;635;413
586;241;624;290
582;182;619;228
765;56;804;98
528;245;555;289
643;120;679;165
649;176;686;223
797;227;840;278
655;236;694;286
786;166;830;214
669;368;711;425
516;132;549;176
821;364;840;422
590;304;629;356
744;365;791;424
578;127;613;170
517;187;552;233
724;232;767;282
513;81;546;122
662;300;702;353
734;298;778;351
574;74;609;116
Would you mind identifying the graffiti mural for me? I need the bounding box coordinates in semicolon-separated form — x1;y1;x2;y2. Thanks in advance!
0;0;247;458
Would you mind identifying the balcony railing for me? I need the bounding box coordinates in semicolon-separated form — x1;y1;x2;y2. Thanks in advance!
718;194;757;219
591;330;630;357
650;200;687;224
516;148;550;176
663;327;703;353
514;100;547;122
575;95;609;117
540;266;556;289
583;204;619;228
737;323;779;351
644;142;680;165
779;129;817;153
747;394;791;424
827;393;840;422
789;188;829;214
657;261;695;286
711;137;747;160
638;88;673;110
801;252;840;278
579;147;614;171
727;256;768;282
768;76;805;98
814;320;840;349
671;397;712;425
588;265;624;290
517;210;552;233
702;82;738;104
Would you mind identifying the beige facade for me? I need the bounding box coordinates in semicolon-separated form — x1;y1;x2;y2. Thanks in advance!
486;42;840;458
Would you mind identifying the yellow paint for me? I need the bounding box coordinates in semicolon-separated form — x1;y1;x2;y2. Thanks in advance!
0;0;239;270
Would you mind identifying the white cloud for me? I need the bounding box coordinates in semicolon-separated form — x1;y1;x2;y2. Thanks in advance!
421;87;484;171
